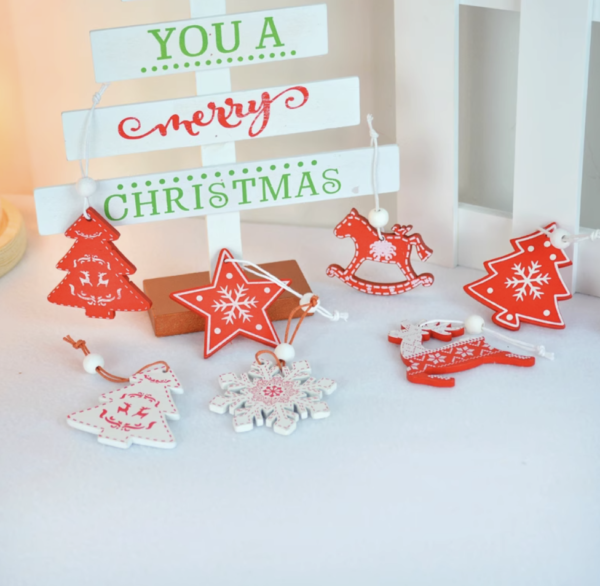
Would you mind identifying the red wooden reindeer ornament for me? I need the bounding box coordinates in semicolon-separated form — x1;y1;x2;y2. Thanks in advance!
327;208;434;295
388;318;544;388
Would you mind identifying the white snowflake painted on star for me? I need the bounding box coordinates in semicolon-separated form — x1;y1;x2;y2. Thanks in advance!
212;284;258;324
505;261;551;301
209;360;337;436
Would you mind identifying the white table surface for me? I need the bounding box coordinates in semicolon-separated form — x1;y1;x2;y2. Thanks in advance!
1;195;600;586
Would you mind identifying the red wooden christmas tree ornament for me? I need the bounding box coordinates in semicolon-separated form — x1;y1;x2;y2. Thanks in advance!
327;208;434;295
170;248;291;358
48;207;151;319
464;223;572;331
389;321;536;388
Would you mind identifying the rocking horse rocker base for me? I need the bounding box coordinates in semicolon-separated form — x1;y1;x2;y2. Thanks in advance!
327;209;434;296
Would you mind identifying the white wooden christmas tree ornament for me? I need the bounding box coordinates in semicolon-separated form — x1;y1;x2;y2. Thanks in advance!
63;337;184;449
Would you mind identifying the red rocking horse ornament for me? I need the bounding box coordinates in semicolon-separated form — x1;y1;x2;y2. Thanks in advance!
327;208;434;295
388;320;538;388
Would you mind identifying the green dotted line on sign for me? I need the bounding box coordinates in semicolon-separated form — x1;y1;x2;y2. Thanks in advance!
140;50;297;74
117;159;318;190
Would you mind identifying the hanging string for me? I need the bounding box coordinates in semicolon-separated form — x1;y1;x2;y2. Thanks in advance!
480;326;554;360
225;259;348;322
561;229;600;244
366;114;383;240
254;295;320;370
418;319;554;360
78;82;111;218
63;336;169;382
538;225;600;246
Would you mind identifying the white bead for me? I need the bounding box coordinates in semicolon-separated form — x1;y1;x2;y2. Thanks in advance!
76;176;97;198
274;343;295;362
368;208;389;229
83;353;105;374
299;293;318;314
464;315;485;335
549;228;570;250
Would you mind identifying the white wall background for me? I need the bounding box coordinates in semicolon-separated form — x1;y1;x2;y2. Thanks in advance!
459;4;600;231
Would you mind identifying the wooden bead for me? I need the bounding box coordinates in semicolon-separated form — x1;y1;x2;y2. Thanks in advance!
83;354;105;374
464;315;485;335
275;343;295;362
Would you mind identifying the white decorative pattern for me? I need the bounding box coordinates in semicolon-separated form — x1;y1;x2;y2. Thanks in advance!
506;261;551;301
213;284;258;324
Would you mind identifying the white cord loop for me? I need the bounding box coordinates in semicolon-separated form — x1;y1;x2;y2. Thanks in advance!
481;326;555;361
78;82;111;219
366;114;384;240
419;318;554;360
539;225;600;248
225;259;349;322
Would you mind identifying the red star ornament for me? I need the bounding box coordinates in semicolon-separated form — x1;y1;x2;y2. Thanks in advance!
170;249;291;358
464;223;572;331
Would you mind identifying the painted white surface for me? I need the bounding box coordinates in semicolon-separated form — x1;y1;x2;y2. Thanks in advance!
394;0;459;268
512;0;593;290
576;233;600;296
191;0;242;273
458;5;520;215
3;195;600;586
62;77;361;160
34;145;400;236
457;203;512;270
460;0;520;10
91;5;328;82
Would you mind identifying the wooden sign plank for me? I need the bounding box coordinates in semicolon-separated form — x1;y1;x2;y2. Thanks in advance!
62;77;360;161
192;0;243;273
91;5;328;83
35;145;400;236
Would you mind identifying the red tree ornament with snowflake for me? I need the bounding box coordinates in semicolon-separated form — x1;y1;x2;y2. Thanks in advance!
170;248;290;358
48;208;151;319
464;223;572;331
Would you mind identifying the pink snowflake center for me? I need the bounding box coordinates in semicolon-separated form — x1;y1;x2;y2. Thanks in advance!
251;379;298;405
369;240;397;262
262;385;283;398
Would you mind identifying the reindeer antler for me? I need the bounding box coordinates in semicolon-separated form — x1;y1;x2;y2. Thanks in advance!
419;321;464;342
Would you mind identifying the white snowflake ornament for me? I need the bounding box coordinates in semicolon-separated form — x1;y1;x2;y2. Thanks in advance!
210;360;337;436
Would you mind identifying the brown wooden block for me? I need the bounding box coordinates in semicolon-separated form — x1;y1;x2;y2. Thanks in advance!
143;260;312;337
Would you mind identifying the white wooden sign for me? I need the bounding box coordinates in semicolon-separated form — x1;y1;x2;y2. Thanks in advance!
91;5;328;82
62;78;360;160
35;145;400;236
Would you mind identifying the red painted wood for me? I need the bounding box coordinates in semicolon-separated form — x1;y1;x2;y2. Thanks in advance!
464;224;572;330
48;207;151;319
170;248;290;358
327;208;434;295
